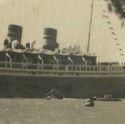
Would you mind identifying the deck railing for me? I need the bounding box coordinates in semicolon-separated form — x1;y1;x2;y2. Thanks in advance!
0;61;124;73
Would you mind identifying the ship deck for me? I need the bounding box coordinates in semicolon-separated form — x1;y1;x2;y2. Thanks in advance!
0;62;125;77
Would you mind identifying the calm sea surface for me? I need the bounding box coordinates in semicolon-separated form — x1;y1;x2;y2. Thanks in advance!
0;98;124;124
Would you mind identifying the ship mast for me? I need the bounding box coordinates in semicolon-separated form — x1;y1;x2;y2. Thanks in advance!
87;0;94;54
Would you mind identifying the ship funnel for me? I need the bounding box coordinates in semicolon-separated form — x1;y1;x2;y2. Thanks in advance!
7;24;22;43
43;28;59;51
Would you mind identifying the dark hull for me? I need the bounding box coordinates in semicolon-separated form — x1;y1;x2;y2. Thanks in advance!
0;74;125;98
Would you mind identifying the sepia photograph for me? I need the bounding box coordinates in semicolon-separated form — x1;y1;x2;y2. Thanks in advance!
0;0;125;123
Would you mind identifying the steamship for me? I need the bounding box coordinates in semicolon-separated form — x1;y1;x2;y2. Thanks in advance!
0;1;125;98
0;24;125;98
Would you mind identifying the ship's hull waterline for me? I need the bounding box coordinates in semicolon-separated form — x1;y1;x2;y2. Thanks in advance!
0;72;125;98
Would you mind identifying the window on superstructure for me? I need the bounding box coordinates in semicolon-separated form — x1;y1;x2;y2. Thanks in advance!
77;67;80;71
55;66;58;70
68;66;71;71
91;67;93;71
95;67;97;71
112;67;115;71
120;67;122;71
59;66;65;70
110;67;112;71
43;65;53;70
81;67;85;71
87;67;90;71
103;67;107;71
73;67;75;71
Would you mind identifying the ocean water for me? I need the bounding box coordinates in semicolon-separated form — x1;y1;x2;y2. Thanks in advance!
0;98;124;124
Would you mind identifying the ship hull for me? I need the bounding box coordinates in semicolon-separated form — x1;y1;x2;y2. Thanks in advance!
0;74;125;98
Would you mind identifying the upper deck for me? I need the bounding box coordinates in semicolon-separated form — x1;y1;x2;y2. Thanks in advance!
0;50;124;77
0;61;125;77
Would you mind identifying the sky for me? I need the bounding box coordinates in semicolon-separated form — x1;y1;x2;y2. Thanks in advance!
0;0;125;62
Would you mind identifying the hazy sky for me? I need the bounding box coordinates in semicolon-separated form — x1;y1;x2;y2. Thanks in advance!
0;0;125;62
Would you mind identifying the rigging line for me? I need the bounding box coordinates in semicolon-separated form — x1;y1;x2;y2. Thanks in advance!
101;7;120;46
101;1;122;58
87;0;94;54
100;0;124;60
100;1;125;60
